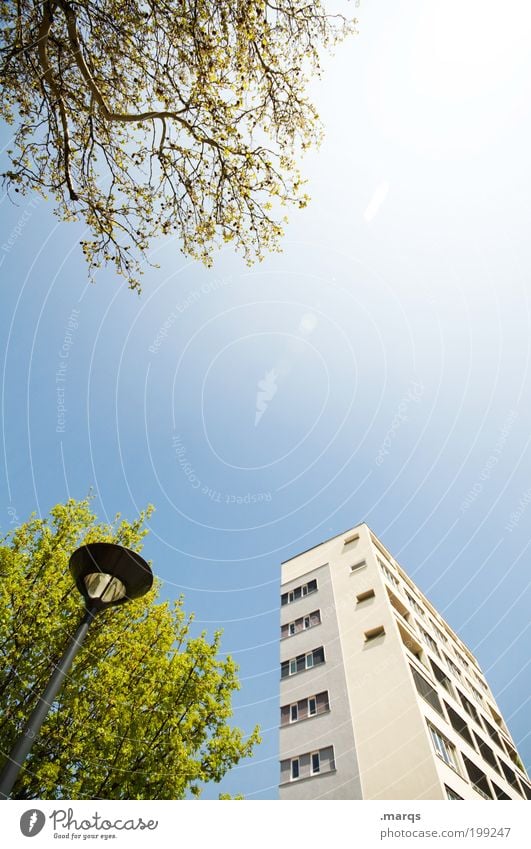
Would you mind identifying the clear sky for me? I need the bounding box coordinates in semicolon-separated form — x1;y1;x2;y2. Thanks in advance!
1;0;530;799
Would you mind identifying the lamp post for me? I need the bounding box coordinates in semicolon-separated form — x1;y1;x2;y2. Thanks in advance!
0;542;153;800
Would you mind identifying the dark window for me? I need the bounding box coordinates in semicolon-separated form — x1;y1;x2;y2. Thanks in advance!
311;752;320;774
312;646;325;665
281;660;289;679
520;781;531;800
291;759;299;780
410;666;443;714
445;786;463;800
500;761;522;795
482;717;503;749
280;705;290;726
473;732;499;772
462;755;493;799
444;702;474;746
365;625;385;641
458;689;480;724
290;704;298;722
429;658;453;695
492;782;511;800
281;579;317;607
308;697;317;716
357;589;375;603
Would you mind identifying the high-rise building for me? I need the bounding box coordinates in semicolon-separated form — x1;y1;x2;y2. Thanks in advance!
279;523;531;800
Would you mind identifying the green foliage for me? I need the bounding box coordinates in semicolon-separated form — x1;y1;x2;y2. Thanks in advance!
0;0;355;289
0;497;260;799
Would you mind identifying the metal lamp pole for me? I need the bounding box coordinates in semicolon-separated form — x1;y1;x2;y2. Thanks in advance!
0;542;153;800
0;605;99;799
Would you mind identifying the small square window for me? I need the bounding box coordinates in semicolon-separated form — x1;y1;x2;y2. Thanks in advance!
311;752;320;774
356;589;375;603
364;625;385;641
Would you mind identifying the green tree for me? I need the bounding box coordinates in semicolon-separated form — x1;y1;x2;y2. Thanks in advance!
0;1;355;290
0;497;259;799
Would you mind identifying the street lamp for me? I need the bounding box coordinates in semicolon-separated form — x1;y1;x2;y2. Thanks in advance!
0;542;153;800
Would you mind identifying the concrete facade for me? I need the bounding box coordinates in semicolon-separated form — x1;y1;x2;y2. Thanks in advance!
279;524;531;800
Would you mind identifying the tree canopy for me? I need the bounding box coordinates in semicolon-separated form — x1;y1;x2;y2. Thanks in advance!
0;497;259;799
0;1;355;289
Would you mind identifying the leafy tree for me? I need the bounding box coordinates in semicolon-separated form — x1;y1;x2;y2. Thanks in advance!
0;1;354;290
0;497;259;799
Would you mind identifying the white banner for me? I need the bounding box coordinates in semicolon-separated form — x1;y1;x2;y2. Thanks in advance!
1;800;529;849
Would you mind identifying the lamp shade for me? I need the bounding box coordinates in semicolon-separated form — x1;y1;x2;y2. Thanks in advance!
69;542;153;609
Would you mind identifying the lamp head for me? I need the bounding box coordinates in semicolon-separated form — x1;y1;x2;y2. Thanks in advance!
69;542;153;610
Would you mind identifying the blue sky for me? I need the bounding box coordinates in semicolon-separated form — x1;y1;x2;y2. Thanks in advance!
1;0;530;798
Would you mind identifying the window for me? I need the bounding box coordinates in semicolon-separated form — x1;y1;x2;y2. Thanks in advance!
520;780;531;800
350;560;367;574
311;646;325;665
405;591;425;618
428;724;458;770
429;658;453;695
504;740;525;772
468;682;483;705
364;625;385;641
410;666;443;714
492;782;511;800
280;691;329;725
283;610;321;639
445;786;463;800
356;588;375;603
291;758;300;780
397;621;424;663
418;624;441;657
378;558;400;590
458;690;480;725
443;653;462;681
444;702;474;746
387;587;411;622
482;718;503;750
500;760;522;795
462;755;493;799
311;752;320;774
455;651;469;670
281;579;317;606
430;620;448;644
488;703;506;732
282;647;325;678
473;732;499;772
343;533;359;551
